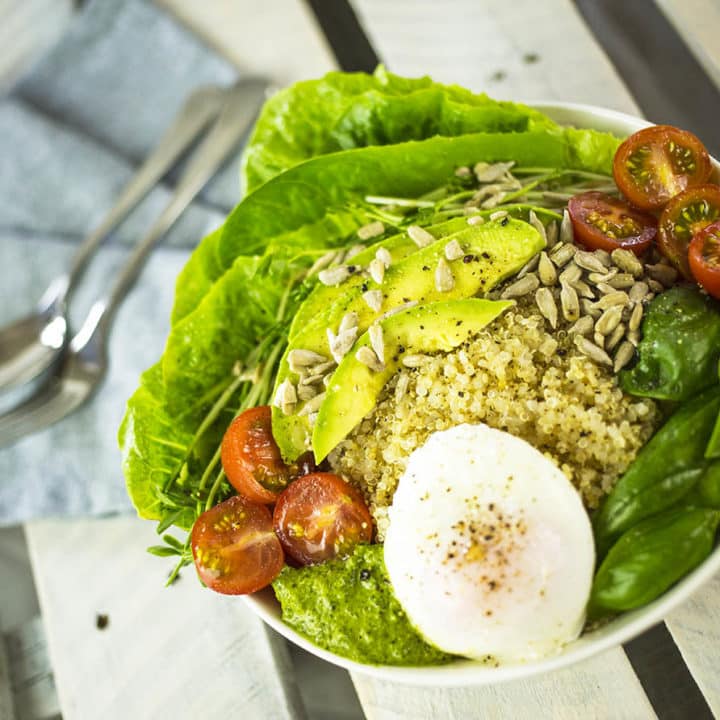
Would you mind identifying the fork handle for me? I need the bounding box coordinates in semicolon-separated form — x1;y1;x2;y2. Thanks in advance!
40;84;227;313
74;77;268;350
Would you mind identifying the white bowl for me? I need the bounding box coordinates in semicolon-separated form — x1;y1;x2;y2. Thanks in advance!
244;102;720;686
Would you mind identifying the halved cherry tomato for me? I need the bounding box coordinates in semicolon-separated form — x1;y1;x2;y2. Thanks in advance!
567;192;657;254
191;495;284;595
613;125;712;211
273;473;373;565
658;185;720;278
221;406;290;504
689;221;720;299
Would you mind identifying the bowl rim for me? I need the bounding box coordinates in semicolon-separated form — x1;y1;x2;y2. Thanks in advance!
244;100;720;687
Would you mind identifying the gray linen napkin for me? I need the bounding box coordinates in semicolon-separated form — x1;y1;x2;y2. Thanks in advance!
0;0;249;524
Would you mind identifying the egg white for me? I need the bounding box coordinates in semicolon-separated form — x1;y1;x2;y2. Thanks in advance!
383;423;595;663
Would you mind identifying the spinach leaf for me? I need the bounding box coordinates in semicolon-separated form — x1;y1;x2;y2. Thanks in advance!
620;287;720;401
242;66;555;191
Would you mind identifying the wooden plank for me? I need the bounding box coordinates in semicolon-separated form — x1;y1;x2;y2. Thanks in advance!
352;648;656;720
351;0;638;114
25;516;306;720
665;576;720;714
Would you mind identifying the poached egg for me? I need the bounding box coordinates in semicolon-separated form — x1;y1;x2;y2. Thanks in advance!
383;423;595;663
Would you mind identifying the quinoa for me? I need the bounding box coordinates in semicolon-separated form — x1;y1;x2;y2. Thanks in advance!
328;307;660;539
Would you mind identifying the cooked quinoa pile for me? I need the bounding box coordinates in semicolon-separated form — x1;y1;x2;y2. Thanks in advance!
329;306;660;539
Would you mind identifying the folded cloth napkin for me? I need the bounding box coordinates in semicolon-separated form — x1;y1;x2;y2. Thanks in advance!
0;0;246;525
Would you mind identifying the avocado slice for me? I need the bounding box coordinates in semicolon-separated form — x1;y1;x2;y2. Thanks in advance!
272;217;544;462
312;299;512;461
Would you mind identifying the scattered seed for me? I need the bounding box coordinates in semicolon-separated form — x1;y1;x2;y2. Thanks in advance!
299;373;324;387
588;268;618;285
375;247;392;268
467;215;486;226
629;303;644;332
309;360;336;376
339;312;358;334
550;243;577;267
318;265;351;286
455;166;472;178
629;281;650;304
581;298;602;319
395;373;410;401
297;383;318;402
574;335;612;366
356;221;384;241
627;329;642;347
307;412;319;426
596;305;624;335
490;210;509;222
647;278;665;293
407;225;436;248
595;291;629;310
594;249;612;267
528;210;548;245
568;315;594;337
611;248;644;278
435;258;455;292
323;374;332;388
607;273;635;290
288;349;328;369
572;280;595;299
308;250;338;277
355;346;384;372
298;392;326;415
606;323;626;352
274;379;298;412
327;327;358;363
501;273;539;299
517;253;540;279
546;221;559;248
646;263;678;286
369;258;385;284
345;245;366;262
535;287;558;329
574;249;608;274
474;160;515;183
560;209;574;244
444;239;465;261
560;282;580;322
538;251;557;286
379;301;418;321
369;324;385;364
402;354;431;368
614;341;636;372
481;191;507;209
559;262;582;286
362;289;383;312
596;282;617;295
594;330;606;349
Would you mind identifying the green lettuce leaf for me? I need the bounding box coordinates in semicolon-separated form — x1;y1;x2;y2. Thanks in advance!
242;66;556;191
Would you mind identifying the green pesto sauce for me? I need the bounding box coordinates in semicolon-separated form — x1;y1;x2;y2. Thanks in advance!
272;544;455;666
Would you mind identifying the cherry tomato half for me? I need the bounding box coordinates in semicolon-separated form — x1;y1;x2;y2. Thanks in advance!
658;185;720;278
273;473;373;565
191;495;285;595
689;221;720;299
613;125;712;211
567;192;657;254
221;406;290;504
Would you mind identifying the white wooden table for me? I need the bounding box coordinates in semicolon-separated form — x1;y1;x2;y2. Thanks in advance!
3;1;720;718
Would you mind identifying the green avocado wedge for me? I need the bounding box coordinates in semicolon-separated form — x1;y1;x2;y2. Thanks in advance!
313;298;513;461
271;217;544;462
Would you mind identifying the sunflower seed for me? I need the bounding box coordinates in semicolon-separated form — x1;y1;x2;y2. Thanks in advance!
574;250;608;274
298;392;326;415
274;379;297;412
327;327;358;363
297;383;318;401
529;210;547;245
407;225;435;248
362;289;383;312
629;281;650;304
607;273;636;290
629;303;644;332
573;281;596;299
581;298;602;319
646;263;679;287
288;349;328;370
395;373;410;401
345;244;366;261
517;253;540;278
647;278;665;293
369;324;385;364
474;160;515;183
323;374;332;388
569;315;594;337
546;221;559;249
594;330;606;349
574;335;612;366
627;329;642;347
308;250;339;277
536;251;557;286
596;305;624;336
588;268;619;285
595;249;612;267
535;287;558;329
481;191;507;209
318;265;351;286
550;243;577;267
455;166;472;178
595;291;629;310
435;258;455;292
614;341;636;372
309;360;336;376
307;412;319;426
611;248;644;278
444;239;465;261
402;353;431;368
299;373;324;387
339;312;358;334
369;258;385;284
467;215;486;226
356;346;385;372
559;262;582;286
606;323;625;352
501;273;539;299
379;301;418;321
560;282;580;322
489;210;508;222
560;209;574;244
376;247;392;267
596;282;617;296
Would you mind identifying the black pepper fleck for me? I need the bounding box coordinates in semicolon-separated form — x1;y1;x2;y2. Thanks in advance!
96;613;109;630
359;569;371;581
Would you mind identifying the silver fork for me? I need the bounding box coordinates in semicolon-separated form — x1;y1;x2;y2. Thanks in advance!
0;77;268;447
0;84;227;391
